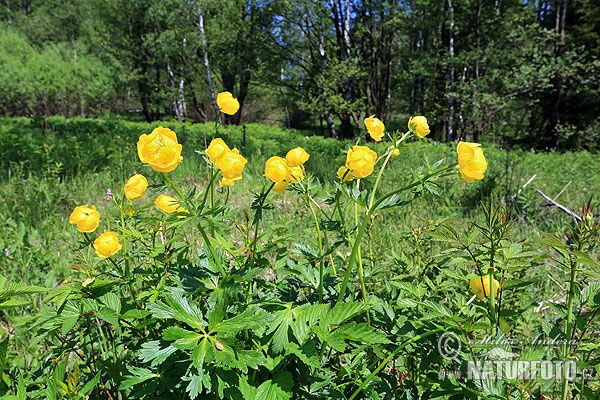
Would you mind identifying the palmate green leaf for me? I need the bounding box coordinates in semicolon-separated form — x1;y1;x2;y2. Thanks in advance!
191;337;214;369
118;366;159;390
238;375;258;399
234;350;267;373
323;301;369;326
148;288;205;331
291;303;329;344
265;304;295;353
138;341;177;367
255;371;294;400
162;326;202;350
284;340;320;369
210;306;266;334
334;322;390;345
96;307;119;326
421;300;453;319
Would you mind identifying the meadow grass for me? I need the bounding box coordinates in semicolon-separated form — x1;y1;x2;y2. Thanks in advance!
0;118;598;398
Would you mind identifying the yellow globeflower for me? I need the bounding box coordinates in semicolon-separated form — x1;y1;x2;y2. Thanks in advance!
216;91;240;115
220;178;234;187
286;147;310;167
154;194;180;213
345;146;377;178
264;156;291;183
337;166;355;181
216;148;247;180
93;231;122;259
288;165;305;184
124;174;148;201
69;205;100;233
206;138;231;165
408;116;430;138
457;142;488;183
137;126;183;172
470;275;500;300
273;182;289;193
364;115;385;142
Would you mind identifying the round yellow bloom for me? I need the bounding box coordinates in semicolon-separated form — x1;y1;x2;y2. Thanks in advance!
273;181;289;193
220;178;234;187
286;147;310;167
93;231;121;258
408;116;430;138
216;91;240;115
124;174;148;201
69;205;101;233
345;146;377;178
388;146;400;157
337;166;355;181
264;156;291;183
216;149;247;180
154;194;180;213
288;165;305;183
206;138;231;164
364;115;385;142
457;142;488;183
470;275;500;300
137;127;183;172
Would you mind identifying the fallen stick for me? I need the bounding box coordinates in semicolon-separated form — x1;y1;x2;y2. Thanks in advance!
511;174;537;201
536;189;581;221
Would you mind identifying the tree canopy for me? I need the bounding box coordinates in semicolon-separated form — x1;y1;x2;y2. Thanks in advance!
1;0;598;149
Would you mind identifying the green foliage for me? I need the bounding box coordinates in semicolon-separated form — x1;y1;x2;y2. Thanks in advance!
0;118;598;399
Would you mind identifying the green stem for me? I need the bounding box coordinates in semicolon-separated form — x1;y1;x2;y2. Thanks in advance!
248;182;276;269
305;192;325;303
198;223;227;278
561;253;579;400
353;180;369;320
336;164;455;305
347;328;444;400
161;173;185;203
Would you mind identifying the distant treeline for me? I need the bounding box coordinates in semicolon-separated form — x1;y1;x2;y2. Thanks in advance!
0;0;598;149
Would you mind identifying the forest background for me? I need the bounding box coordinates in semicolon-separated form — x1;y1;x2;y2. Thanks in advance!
1;0;599;149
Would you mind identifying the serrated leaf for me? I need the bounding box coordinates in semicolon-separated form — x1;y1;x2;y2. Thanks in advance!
191;337;214;368
118;366;159;390
96;307;119;326
291;304;328;344
162;326;202;349
210;306;265;334
0;276;47;300
255;371;293;400
324;301;368;326
98;292;121;313
0;299;29;309
285;340;320;369
148;289;205;330
80;372;101;395
138;341;177;367
334;322;390;344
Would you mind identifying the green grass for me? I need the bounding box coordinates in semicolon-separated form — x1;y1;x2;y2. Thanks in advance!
0;117;599;398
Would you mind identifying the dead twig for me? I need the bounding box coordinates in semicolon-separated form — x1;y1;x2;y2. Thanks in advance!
536;189;581;221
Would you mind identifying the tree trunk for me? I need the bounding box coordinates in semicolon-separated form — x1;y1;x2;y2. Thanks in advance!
198;4;218;119
447;0;455;142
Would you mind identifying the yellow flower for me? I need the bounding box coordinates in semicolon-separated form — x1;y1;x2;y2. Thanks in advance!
124;174;148;201
206;138;231;165
216;148;247;180
288;165;305;183
273;182;289;193
337;166;355;181
216;91;240;115
470;275;500;300
154;194;180;213
69;205;100;233
345;146;377;178
364;115;385;142
220;178;234;187
286;147;310;167
408;116;430;138
457;142;488;183
93;231;121;258
388;146;400;157
264;156;291;183
137;127;183;172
